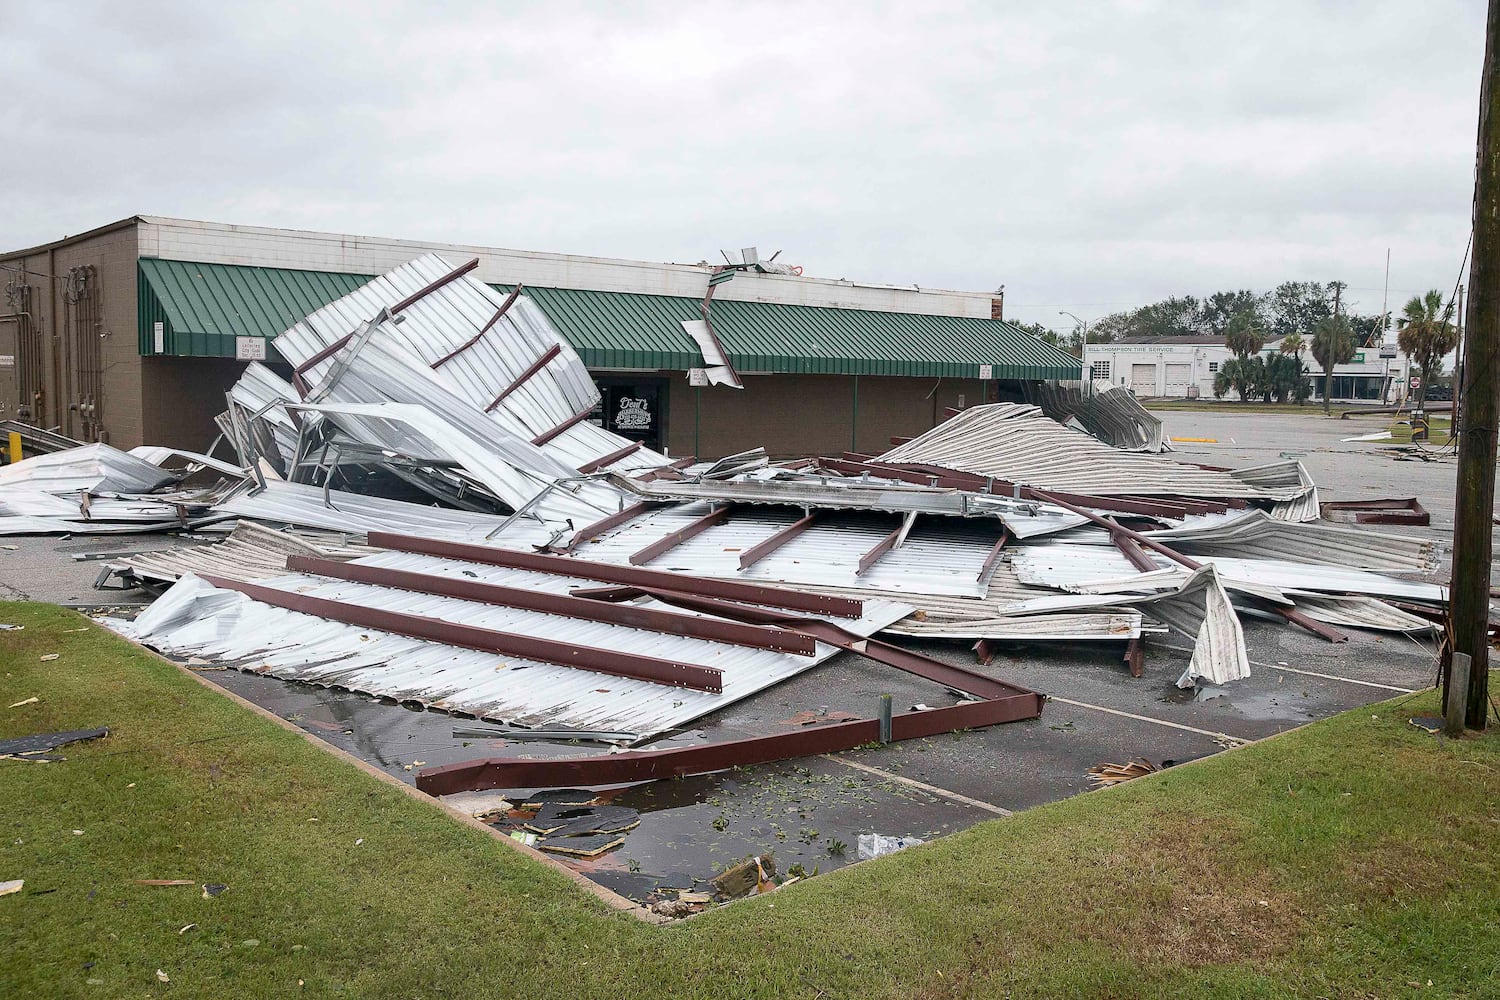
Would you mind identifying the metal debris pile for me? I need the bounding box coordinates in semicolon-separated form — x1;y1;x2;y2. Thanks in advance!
0;253;1447;792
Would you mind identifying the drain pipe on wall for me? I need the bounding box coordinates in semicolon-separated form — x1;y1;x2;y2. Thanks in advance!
851;374;859;452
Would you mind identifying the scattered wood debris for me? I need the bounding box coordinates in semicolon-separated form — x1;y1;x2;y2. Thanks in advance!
1086;757;1159;789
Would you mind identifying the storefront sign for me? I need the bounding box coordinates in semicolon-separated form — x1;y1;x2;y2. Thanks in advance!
235;336;268;361
614;397;653;431
688;368;709;387
978;364;993;380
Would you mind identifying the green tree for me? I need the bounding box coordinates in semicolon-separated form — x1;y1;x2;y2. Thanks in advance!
1224;311;1266;359
1396;290;1458;410
1267;281;1334;341
1199;290;1265;337
1258;352;1306;403
1312;315;1356;415
1213;357;1258;402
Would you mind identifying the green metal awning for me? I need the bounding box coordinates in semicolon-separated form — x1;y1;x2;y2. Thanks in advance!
138;258;1081;379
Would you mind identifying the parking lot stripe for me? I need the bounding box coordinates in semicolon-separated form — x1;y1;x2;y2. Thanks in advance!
1255;663;1416;693
1046;696;1247;743
823;754;1014;816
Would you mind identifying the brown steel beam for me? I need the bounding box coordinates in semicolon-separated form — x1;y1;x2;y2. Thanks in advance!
531;401;595;446
365;532;865;618
738;512;819;570
196;572;724;692
485;344;562;413
819;457;1231;519
549;501;665;553
431;285;523;369
390;258;481;315
577;440;643;475
416;693;1039;792
282;555;816;656
1321;498;1430;526
1124;637;1144;678
629;505;733;565
415;604;1043;792
977;531;1009;583
1109;532;1159;573
856;524;902;575
1032;490;1349;644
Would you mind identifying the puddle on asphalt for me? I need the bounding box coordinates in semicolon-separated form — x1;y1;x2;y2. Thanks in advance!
1162;681;1319;722
176;662;991;910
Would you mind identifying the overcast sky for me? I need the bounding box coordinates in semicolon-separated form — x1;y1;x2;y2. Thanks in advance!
2;1;1485;327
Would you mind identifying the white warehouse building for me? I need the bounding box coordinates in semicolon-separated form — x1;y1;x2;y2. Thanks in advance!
1082;335;1413;403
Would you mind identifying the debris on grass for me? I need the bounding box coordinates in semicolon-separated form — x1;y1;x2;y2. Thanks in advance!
156;970;170;983
202;883;227;898
38;654;58;662
8;697;39;708
178;923;197;935
712;854;776;898
0;879;23;897
0;727;108;761
857;834;923;859
134;879;194;887
1087;757;1160;788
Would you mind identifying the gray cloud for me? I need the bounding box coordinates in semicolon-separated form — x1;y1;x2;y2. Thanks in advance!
1;0;1482;327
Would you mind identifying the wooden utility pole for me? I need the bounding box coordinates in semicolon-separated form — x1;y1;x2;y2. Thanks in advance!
1450;0;1500;731
1322;282;1345;415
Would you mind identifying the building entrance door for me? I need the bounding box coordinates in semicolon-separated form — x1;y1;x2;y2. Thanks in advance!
594;377;668;454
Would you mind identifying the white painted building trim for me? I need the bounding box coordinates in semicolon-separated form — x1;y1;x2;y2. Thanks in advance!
133;216;997;319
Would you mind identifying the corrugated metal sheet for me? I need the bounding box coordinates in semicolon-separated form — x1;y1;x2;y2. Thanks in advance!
878;403;1314;502
135;257;1083;379
268;254;665;523
112;559;912;741
1021;381;1168;452
1147;509;1436;573
562;504;1001;597
0;443;177;494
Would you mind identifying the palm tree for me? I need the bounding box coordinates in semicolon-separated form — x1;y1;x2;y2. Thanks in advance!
1278;334;1308;404
1224;311;1266;359
1312;315;1355;415
1397;290;1458;410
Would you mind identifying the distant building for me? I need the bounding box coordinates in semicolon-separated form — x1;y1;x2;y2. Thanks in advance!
0;216;1080;457
1082;335;1409;403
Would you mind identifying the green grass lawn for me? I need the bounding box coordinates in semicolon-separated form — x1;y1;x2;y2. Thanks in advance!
2;600;1498;999
1381;416;1454;446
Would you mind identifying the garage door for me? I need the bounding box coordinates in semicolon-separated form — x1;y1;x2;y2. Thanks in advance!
1165;363;1193;394
1129;363;1157;396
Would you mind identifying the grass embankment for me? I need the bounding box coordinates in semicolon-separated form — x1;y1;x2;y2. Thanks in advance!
2;600;1498;998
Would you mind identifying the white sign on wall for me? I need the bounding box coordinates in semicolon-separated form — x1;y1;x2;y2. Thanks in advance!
978;364;993;380
235;336;268;361
153;321;165;354
0;355;14;367
687;368;709;387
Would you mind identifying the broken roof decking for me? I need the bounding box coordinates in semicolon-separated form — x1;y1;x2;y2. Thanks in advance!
878;403;1314;503
117;552;911;741
136;257;1082;378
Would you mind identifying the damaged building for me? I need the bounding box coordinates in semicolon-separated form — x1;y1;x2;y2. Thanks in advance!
0;250;1447;909
0;216;1080;457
